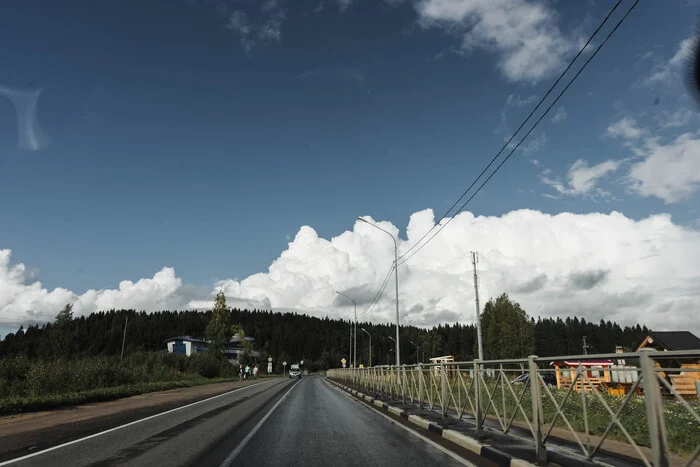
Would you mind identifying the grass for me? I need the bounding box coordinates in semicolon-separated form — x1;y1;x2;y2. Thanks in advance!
0;352;273;416
0;377;239;416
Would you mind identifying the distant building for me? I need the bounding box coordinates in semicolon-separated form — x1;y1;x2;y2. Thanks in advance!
635;331;700;352
164;334;260;361
636;330;700;398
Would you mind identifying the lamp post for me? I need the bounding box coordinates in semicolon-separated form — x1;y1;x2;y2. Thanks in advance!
336;291;357;368
387;336;397;365
357;217;401;366
360;327;372;367
410;340;421;364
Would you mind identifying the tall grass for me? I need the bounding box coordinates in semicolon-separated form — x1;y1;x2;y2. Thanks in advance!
0;351;243;414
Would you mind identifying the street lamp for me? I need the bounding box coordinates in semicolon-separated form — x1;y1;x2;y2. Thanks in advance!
357;216;401;366
387;336;397;365
360;328;372;367
410;340;421;364
336;291;357;369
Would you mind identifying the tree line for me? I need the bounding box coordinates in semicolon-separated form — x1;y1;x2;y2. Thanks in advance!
0;294;650;370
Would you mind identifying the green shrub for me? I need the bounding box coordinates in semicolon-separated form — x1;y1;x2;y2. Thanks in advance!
187;352;224;378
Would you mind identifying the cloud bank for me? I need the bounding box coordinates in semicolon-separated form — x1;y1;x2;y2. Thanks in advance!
416;0;576;83
2;209;700;335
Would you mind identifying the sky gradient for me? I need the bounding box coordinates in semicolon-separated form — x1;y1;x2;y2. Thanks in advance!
1;0;699;337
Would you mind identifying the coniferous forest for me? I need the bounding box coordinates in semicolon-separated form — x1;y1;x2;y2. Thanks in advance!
0;294;650;371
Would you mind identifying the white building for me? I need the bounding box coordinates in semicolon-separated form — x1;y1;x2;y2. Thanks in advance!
164;334;259;361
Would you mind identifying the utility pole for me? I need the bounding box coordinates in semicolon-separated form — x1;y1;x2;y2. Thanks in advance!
472;251;484;361
361;328;371;367
337;291;357;368
582;336;589;355
120;316;129;361
357;217;400;366
349;327;353;368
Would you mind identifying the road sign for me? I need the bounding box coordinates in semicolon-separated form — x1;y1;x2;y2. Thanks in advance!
341;358;346;364
268;357;272;362
267;362;272;373
342;363;346;368
283;361;287;366
301;360;304;365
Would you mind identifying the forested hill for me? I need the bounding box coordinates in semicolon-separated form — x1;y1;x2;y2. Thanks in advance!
0;294;650;369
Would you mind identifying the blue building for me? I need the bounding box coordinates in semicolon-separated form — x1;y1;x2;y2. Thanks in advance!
165;334;259;361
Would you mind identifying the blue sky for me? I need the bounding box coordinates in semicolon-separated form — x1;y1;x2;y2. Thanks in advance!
1;0;700;334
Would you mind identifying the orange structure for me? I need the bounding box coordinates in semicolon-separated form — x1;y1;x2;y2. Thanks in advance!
550;359;614;392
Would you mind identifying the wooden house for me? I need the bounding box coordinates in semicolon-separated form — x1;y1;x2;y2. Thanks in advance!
636;331;700;398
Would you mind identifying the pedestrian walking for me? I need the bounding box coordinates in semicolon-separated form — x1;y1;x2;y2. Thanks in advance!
253;365;259;379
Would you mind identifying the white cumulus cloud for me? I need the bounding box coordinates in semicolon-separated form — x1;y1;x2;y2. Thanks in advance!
607;117;646;140
626;132;700;203
3;209;700;336
542;159;621;197
416;0;575;83
606;116;700;203
642;35;697;87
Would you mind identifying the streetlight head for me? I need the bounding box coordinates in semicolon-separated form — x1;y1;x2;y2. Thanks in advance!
357;217;368;224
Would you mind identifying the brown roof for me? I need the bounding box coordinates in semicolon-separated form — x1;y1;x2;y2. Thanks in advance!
642;331;700;351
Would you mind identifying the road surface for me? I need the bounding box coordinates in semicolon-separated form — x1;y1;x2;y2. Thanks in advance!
1;376;474;466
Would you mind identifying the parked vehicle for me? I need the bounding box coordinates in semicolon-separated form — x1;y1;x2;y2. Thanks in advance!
511;372;557;387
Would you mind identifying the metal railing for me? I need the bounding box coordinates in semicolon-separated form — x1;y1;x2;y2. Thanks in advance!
327;350;700;466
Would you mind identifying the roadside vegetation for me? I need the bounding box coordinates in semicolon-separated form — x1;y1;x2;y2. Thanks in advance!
0;351;252;415
0;295;266;416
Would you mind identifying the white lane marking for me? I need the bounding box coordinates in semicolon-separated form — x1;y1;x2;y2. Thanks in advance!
219;380;299;467
0;380;275;466
329;384;475;467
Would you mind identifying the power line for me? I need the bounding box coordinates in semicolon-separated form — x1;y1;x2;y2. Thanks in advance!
357;264;394;319
357;265;393;319
397;0;640;267
396;0;625;264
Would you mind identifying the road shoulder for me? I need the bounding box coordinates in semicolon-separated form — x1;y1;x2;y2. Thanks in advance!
0;378;279;462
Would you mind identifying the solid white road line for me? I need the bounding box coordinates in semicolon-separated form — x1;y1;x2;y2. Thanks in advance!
329;384;475;467
219;380;299;467
0;380;274;466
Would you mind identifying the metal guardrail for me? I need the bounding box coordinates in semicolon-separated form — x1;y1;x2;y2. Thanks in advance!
327;350;700;466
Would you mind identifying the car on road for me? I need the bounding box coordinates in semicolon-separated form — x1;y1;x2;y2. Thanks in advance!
511;372;557;387
289;363;301;379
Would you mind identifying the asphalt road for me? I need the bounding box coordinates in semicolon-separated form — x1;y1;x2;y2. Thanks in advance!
1;376;473;467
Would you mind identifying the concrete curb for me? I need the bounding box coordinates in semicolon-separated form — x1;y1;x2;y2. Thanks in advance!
326;378;537;467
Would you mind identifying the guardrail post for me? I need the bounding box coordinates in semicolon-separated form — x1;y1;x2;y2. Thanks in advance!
402;366;407;404
528;355;547;465
640;351;670;467
474;359;483;438
418;364;424;411
441;362;448;422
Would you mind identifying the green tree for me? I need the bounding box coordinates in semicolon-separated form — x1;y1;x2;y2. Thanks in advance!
481;293;535;359
50;303;74;358
206;293;232;356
